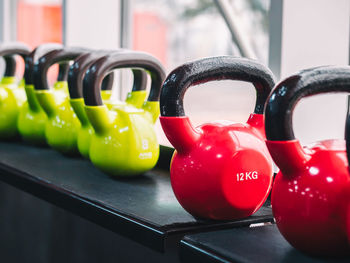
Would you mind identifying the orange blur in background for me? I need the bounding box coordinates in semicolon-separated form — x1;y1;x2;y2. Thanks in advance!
15;3;167;82
17;1;62;84
133;12;167;67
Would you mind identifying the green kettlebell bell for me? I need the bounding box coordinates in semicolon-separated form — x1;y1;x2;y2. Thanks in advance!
33;47;88;155
68;51;148;158
0;43;31;139
83;51;166;176
17;43;70;145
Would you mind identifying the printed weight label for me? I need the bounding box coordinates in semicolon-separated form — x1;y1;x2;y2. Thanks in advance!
139;152;152;159
142;139;149;150
236;171;258;181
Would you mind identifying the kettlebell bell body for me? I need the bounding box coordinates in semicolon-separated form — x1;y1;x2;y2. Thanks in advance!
347;192;350;246
69;91;113;158
343;110;350;246
68;52;148;158
0;82;21;138
85;102;159;175
0;43;31;139
17;44;68;145
35;81;79;153
160;56;275;220
34;48;88;154
265;66;350;256
83;51;165;176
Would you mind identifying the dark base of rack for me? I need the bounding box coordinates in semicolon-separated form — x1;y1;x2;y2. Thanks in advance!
0;181;181;263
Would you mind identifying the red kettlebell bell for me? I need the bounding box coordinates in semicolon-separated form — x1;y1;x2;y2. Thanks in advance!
345;111;350;246
160;56;275;220
265;66;350;256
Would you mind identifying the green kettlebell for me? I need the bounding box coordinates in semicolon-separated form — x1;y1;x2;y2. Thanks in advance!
83;51;166;176
68;51;148;158
17;43;70;145
33;47;88;155
0;43;31;139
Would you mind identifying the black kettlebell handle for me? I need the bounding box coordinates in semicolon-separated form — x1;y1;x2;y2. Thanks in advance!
68;52;114;98
4;56;16;77
0;43;31;79
265;66;350;141
24;43;69;85
68;52;147;99
0;43;31;57
33;47;89;90
83;51;166;106
160;56;275;117
57;63;70;82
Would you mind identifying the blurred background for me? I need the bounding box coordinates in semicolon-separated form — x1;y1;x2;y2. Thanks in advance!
1;0;349;146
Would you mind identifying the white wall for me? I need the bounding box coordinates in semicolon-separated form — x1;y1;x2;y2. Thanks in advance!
271;0;350;144
63;0;123;98
63;0;121;49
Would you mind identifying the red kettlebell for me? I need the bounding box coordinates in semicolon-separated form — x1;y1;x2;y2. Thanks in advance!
345;111;350;246
160;56;275;220
265;66;350;256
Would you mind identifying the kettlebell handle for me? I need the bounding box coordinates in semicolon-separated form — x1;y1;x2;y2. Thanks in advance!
265;66;350;141
57;63;70;82
0;42;31;80
24;43;69;85
0;42;31;57
68;52;147;99
83;51;166;106
4;56;16;77
33;47;89;90
160;56;275;117
68;52;114;98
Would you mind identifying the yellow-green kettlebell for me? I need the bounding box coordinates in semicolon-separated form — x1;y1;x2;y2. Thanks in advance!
0;43;31;139
68;51;148;158
33;47;88;154
83;51;166;176
17;43;70;145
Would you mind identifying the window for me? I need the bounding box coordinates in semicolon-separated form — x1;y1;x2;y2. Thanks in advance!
129;0;270;145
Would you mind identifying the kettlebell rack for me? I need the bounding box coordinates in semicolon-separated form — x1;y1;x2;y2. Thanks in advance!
0;142;272;254
180;225;350;263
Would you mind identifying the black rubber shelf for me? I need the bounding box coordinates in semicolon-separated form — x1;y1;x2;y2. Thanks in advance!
180;224;350;263
0;142;273;252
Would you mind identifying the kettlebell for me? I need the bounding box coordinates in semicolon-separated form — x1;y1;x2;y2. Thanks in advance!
346;112;350;246
160;56;275;220
0;43;31;139
265;66;350;256
33;47;88;154
83;51;166;176
17;43;69;145
68;51;148;158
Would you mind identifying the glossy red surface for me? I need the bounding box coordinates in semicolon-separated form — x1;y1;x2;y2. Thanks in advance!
160;113;273;220
267;139;350;256
347;183;350;245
